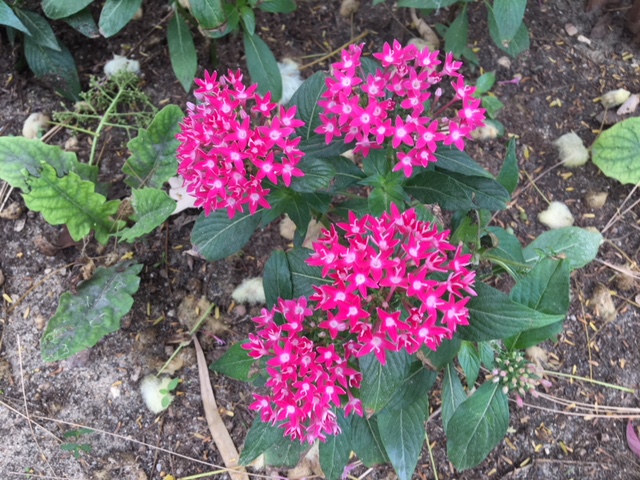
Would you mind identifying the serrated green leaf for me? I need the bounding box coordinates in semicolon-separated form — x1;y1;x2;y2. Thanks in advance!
288;71;328;139
98;0;142;38
14;10;59;50
286;248;331;297
63;8;100;38
190;0;225;29
458;341;480;387
319;412;352;480
497;138;518;194
442;362;466;432
0;1;30;34
434;145;493;178
592;117;640;184
258;0;297;13
123;104;184;188
0;137;78;190
289;157;336;192
191;209;261;261
244;31;283;102
24;35;80;100
490;0;526;44
488;13;529;57
239;416;284;465
41;261;142;362
117;188;175;242
458;282;565;342
42;0;93;19
168;10;197;93
360;349;414;412
523;227;602;270
23;164;123;244
263;250;293;307
209;341;253;381
446;382;509;470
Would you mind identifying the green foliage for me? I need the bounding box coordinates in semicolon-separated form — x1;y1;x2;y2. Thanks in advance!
98;0;142;37
497;138;519;194
167;10;198;92
523;226;602;270
244;31;283;102
263;250;293;307
210;342;254;381
191;209;263;261
41;262;142;362
592;117;640;184
117;188;176;242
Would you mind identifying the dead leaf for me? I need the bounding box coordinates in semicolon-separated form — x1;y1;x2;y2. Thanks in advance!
0;202;24;220
410;9;439;51
193;337;248;480
590;284;617;323
627;421;640;458
33;235;59;257
339;0;359;17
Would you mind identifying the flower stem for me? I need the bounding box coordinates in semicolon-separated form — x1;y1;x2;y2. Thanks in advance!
425;427;440;480
543;370;636;394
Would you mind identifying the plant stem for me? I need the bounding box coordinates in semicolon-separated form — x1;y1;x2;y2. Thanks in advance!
88;83;127;166
425;427;439;480
543;370;636;394
177;469;227;480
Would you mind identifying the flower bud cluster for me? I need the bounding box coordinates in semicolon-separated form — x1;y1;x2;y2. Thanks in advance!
177;70;305;218
491;350;552;407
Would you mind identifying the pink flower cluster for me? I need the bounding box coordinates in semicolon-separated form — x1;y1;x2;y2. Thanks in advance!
243;297;363;444
308;205;476;365
176;70;305;218
315;41;486;177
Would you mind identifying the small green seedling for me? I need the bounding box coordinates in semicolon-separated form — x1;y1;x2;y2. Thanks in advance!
159;377;181;409
61;428;94;459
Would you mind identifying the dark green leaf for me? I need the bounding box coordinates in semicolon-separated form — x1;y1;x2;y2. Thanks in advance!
444;172;509;211
63;8;100;38
442;362;466;432
435;145;493;178
406;170;474;211
41;262;142;362
264;436;302;467
14;10;60;50
117;188;175;242
42;0;93;19
123;104;184;189
444;10;468;58
490;0;527;44
191;209;262;261
523;227;602;270
368;181;408;216
98;0;143;38
288;71;328;139
259;0;297;13
299;135;352;158
360;349;414;412
488;13;529;57
458;341;480;387
319;412;352;480
23;36;80;100
497;138;518;194
363;148;390;176
190;0;225;29
239;5;255;35
459;282;565;342
263;250;293;307
481;226;527;274
289;157;336;193
325;155;366;192
210;341;253;381
168;11;198;93
475;71;496;95
239;416;284;465
351;415;389;466
286;248;331;297
422;336;461;370
244;31;283;102
0;1;30;34
399;0;458;6
446;382;509;470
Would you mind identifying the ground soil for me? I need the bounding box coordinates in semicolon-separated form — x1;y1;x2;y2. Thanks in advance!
1;0;640;479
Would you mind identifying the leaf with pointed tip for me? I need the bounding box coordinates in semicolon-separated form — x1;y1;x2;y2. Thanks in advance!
191;209;262;261
117;188;176;242
98;0;142;37
168;10;197;92
244;31;282;102
0;1;30;34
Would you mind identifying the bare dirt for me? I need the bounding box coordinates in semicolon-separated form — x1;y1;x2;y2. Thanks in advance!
1;1;640;479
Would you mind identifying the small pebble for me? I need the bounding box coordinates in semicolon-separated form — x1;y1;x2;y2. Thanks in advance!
497;56;512;69
585;191;608;209
34;315;46;330
565;23;578;36
0;202;25;220
577;35;591;45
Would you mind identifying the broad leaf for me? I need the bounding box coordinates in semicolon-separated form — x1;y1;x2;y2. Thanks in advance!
458;341;481;387
497;138;519;194
368;180;408;216
23;36;80;100
482;226;527;275
422;336;461;370
592;117;640;184
446;382;509;470
64;8;100;38
117;188;176;242
351;415;389;467
209;341;253;381
41;261;142;362
123;104;184;188
264;187;312;239
441;362;466;432
264;436;302;467
168;10;197;92
444;9;468;58
289;157;336;193
398;0;458;6
459;282;565;342
263;250;293;307
288;71;328;138
319;412;352;480
42;0;93;19
286;248;331;297
359;349;414;412
239;417;284;465
488;13;530;57
258;0;297;13
98;0;143;38
326;154;366;192
191;209;262;261
239;6;255;35
23;164;122;244
475;72;496;96
434;145;493;178
190;0;225;29
299;134;352;158
244;31;282;102
0;1;30;34
14;9;59;50
523;227;602;270
490;0;527;44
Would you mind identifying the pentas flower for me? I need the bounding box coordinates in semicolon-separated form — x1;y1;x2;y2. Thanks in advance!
490;349;552;408
307;205;476;365
243;297;363;445
176;70;305;218
315;41;486;177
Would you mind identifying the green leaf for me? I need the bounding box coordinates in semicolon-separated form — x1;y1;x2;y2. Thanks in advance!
497;138;518;194
258;0;297;13
482;95;504;119
244;31;283;102
592;117;640;184
441;172;509;211
398;0;458;6
488;14;529;57
490;0;526;44
117;188;175;242
299;135;352;158
265;437;302;467
422;336;461;370
168;10;197;93
123;104;184;189
459;282;565;342
442;362;466;432
523;227;602;270
0;137;78;190
434;145;494;178
444;10;468;58
191;209;262;261
363;147;390;176
263;250;293;307
23;164;122;244
41;261;142;362
42;0;93;19
63;8;100;38
446;382;509;470
0;1;30;34
351;416;389;466
481;226;527;274
326;155;366;192
98;0;143;37
190;0;225;29
209;341;253;381
289;157;336;192
23;36;80;100
360;349;414;412
288;71;328;139
319;412;352;480
286;248;331;297
264;188;311;238
368;180;408;216
14;10;59;50
239;416;284;465
475;72;496;95
458;342;480;387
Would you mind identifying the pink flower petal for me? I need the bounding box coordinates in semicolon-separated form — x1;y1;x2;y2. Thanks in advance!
627;421;640;458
